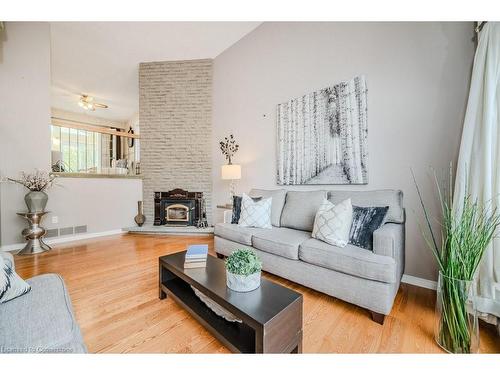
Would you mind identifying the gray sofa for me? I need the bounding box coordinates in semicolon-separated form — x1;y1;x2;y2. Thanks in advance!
0;252;87;353
214;189;405;323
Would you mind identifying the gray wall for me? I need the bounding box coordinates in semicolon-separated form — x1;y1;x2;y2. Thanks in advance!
212;22;475;281
0;22;142;248
0;22;51;246
139;59;213;224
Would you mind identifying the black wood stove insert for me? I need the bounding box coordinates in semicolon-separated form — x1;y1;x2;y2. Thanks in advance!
154;189;207;227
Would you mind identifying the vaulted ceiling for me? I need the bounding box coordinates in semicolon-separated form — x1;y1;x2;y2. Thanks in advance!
50;22;261;121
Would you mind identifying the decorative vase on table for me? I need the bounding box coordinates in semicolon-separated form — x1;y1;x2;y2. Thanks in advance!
134;201;146;227
225;249;262;292
226;270;261;292
8;170;55;213
24;191;48;213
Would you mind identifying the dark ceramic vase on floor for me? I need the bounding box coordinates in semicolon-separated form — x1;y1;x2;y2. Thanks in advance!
134;201;146;227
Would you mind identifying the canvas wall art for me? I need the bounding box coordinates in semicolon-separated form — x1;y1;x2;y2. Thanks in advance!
277;76;368;185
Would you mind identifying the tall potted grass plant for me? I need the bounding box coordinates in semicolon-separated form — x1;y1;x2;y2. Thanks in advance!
413;168;500;353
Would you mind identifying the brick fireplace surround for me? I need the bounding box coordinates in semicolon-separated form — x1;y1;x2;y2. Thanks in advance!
139;59;213;225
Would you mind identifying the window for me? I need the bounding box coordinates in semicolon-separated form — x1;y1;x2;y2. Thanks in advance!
50;120;139;175
51;125;103;173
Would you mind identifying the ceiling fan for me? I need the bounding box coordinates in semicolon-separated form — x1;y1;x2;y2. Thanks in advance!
78;95;108;111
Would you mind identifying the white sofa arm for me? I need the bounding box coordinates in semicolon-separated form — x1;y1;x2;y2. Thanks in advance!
373;223;404;259
223;210;233;224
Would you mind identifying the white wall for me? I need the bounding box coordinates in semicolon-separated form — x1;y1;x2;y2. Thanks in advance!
212;22;475;281
0;22;142;248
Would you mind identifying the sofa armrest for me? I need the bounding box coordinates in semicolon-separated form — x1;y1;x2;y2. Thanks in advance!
373;223;404;259
223;210;232;224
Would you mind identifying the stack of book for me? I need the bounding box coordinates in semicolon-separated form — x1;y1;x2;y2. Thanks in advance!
184;244;209;269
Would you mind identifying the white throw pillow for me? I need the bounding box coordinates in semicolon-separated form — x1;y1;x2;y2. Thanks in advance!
238;193;272;229
312;198;353;247
0;255;31;304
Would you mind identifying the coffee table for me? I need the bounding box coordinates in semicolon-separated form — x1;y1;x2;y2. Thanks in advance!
159;251;303;353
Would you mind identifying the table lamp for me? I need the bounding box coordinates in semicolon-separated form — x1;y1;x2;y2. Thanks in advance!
221;164;241;204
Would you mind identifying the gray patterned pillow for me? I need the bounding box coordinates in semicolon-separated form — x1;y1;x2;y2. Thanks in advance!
0;254;31;304
238;193;272;229
349;206;389;250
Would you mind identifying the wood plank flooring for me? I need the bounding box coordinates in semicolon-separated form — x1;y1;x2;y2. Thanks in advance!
13;234;500;353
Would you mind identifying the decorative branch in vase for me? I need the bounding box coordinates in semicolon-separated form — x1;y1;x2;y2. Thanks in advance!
412;166;500;353
219;134;239;165
8;170;57;213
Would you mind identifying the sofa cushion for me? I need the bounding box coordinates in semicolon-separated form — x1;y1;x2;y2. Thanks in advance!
327;190;404;224
299;239;397;283
252;227;311;260
249;189;287;227
214;223;265;245
280;190;327;231
0;274;87;353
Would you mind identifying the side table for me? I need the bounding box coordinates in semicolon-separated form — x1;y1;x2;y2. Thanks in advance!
16;211;52;255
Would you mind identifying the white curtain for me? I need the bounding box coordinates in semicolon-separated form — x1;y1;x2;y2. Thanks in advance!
454;22;500;331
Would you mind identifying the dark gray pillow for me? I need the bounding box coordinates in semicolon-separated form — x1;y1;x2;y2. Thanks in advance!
349;206;389;250
231;196;242;224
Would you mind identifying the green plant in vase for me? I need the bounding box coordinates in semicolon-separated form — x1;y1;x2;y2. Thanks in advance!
413;168;500;353
225;249;262;292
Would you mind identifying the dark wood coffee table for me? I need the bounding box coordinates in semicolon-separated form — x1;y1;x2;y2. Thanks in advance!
159;251;303;353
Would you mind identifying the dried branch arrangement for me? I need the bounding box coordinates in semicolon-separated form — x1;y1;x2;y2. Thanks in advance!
8;170;56;192
219;134;239;164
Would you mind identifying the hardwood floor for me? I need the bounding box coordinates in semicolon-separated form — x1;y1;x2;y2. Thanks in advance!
13;234;500;353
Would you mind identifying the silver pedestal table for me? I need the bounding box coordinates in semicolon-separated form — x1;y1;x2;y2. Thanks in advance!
16;211;52;255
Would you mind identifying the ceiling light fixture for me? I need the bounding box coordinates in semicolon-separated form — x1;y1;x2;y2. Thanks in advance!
78;95;108;111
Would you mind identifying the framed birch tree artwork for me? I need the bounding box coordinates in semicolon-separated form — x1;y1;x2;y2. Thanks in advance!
277;76;368;185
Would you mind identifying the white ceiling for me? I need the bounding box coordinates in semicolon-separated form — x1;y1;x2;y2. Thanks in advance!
50;22;261;121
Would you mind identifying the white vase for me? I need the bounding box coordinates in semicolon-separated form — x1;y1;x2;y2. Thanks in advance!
226;270;261;292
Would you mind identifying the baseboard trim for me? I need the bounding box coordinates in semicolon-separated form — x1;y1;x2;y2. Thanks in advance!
402;274;437;290
0;229;124;252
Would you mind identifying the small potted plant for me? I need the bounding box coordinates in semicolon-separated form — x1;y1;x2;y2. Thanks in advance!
8;170;56;213
225;249;262;292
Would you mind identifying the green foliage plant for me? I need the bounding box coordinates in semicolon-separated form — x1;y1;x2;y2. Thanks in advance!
225;249;262;276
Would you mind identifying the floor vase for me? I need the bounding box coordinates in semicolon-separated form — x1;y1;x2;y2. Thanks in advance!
435;272;479;353
134;201;146;227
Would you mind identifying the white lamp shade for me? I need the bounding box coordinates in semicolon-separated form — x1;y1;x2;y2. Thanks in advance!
221;164;241;180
